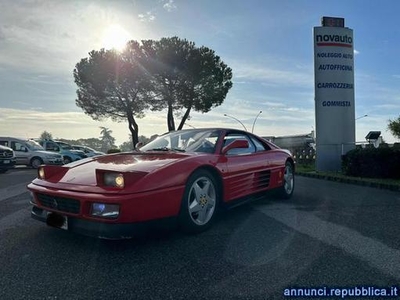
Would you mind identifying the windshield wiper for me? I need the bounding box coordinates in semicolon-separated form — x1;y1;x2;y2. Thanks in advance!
148;147;169;151
147;147;185;152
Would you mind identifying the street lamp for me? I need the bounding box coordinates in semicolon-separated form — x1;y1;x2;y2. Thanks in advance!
223;114;248;131
355;114;368;120
251;111;262;133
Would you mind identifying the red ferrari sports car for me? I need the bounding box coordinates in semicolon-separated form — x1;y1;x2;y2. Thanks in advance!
28;128;295;239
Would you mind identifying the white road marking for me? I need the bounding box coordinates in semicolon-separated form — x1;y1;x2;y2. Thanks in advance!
256;203;400;280
7;170;35;175
0;182;31;202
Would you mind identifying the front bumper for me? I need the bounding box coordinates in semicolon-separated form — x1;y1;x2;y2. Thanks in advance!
0;158;16;170
31;205;177;239
28;181;184;239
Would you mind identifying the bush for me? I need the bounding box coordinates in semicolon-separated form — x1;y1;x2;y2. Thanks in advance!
342;147;400;178
107;148;121;154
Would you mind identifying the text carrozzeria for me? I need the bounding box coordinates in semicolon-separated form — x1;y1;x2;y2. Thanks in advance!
317;82;354;89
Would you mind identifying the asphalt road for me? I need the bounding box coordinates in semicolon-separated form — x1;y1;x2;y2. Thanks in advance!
1;168;400;299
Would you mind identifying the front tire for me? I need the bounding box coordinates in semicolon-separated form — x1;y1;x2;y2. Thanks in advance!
277;162;295;199
30;157;43;169
179;169;219;233
63;156;72;164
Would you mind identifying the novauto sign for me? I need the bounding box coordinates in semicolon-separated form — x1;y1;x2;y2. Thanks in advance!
315;34;353;47
313;25;355;172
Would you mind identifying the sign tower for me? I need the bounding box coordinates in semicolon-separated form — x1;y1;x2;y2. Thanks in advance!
314;16;355;171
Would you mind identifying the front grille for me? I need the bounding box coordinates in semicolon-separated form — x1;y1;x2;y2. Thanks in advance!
36;193;80;214
0;149;13;158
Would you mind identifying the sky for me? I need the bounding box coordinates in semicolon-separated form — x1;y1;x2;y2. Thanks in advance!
1;0;400;146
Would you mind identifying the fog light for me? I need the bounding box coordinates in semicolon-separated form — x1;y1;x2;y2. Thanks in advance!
91;203;120;218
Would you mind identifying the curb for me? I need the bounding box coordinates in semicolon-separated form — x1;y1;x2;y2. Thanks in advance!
296;171;400;192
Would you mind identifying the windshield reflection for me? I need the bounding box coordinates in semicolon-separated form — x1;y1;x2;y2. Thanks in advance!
140;129;221;154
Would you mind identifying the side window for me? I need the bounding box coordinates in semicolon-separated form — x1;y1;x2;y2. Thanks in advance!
0;141;8;147
250;136;269;152
224;133;255;155
11;142;25;151
45;142;59;151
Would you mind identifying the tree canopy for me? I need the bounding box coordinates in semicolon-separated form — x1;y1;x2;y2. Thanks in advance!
40;131;53;140
73;37;233;146
388;115;400;139
74;42;149;147
99;126;117;152
140;37;233;131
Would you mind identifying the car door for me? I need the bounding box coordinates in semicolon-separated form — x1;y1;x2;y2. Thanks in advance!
222;132;272;202
10;141;29;165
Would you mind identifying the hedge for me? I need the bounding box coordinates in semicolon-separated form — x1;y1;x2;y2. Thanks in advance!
342;147;400;178
107;148;121;154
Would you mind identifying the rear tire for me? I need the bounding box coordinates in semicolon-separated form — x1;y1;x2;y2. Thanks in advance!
277;162;295;199
178;169;219;234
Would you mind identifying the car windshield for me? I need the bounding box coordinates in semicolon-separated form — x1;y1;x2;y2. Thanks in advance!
85;146;96;152
26;140;45;151
56;142;73;150
140;129;221;154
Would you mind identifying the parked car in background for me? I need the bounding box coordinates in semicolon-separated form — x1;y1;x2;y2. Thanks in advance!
53;141;88;159
28;128;295;239
72;145;105;157
36;139;86;164
0;144;16;173
0;137;63;168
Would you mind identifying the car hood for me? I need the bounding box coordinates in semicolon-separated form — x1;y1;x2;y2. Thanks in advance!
48;151;193;186
35;150;62;157
0;145;13;151
92;151;191;171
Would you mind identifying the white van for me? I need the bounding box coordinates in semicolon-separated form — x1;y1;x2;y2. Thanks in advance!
0;137;63;168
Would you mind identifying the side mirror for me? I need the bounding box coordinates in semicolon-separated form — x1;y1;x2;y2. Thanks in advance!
135;142;144;149
222;139;249;155
20;146;27;152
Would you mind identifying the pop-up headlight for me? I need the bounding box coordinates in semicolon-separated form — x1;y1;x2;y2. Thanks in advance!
38;167;45;179
103;173;125;188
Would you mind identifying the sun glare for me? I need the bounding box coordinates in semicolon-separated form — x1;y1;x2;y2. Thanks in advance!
102;24;131;51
